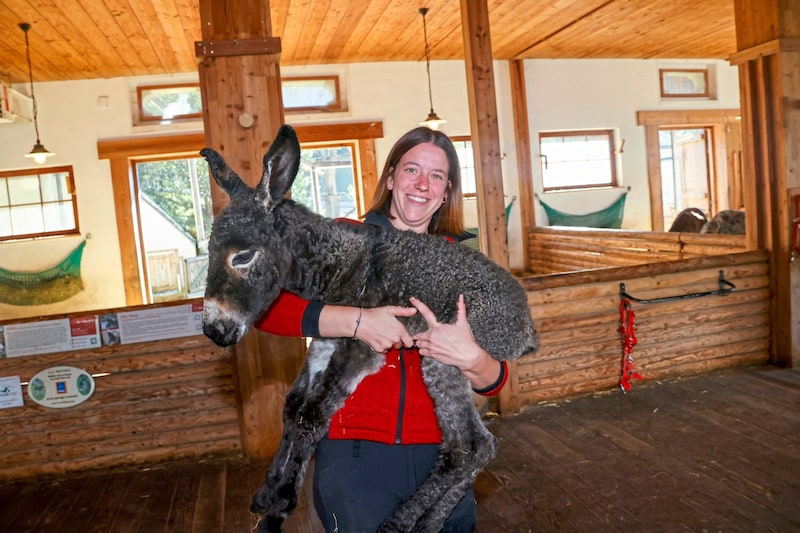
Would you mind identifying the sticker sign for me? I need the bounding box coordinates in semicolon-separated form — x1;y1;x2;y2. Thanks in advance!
27;366;95;408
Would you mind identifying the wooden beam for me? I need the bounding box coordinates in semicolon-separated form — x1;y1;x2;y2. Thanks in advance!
197;0;306;460
460;0;519;415
732;0;800;367
509;59;535;273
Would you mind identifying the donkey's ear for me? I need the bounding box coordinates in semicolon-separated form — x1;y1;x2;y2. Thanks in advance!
256;125;301;211
200;148;250;198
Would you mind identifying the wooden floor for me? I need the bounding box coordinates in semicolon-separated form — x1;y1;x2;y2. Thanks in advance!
2;366;798;532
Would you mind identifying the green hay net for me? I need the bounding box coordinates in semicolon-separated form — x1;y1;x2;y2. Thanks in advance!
0;240;86;306
538;192;627;229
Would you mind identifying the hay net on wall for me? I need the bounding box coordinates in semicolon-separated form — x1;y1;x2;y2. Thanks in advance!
0;240;87;306
537;191;627;229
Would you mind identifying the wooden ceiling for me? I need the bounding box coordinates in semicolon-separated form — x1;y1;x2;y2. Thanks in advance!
0;0;737;84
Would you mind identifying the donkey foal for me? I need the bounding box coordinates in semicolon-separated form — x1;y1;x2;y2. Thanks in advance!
201;125;540;532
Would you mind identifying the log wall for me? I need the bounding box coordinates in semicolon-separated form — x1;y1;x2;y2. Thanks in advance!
0;251;770;479
528;226;747;274
516;251;770;405
0;301;242;481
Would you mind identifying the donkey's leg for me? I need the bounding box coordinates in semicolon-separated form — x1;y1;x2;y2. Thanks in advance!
377;361;497;533
251;339;384;532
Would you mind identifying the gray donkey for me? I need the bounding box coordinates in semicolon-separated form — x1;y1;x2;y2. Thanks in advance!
201;125;539;532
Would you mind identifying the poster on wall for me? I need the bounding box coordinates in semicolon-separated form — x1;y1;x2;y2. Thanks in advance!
26;366;95;409
0;375;24;409
100;302;204;345
2;316;100;358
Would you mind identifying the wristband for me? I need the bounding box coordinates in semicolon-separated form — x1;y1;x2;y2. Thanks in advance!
472;360;507;395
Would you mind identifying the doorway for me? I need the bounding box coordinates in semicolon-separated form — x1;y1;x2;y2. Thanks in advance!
637;109;742;232
659;127;714;231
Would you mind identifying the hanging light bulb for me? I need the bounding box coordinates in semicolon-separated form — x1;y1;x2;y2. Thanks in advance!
418;8;447;130
20;22;55;164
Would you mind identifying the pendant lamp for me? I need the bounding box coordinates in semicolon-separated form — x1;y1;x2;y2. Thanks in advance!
418;8;446;130
20;22;55;164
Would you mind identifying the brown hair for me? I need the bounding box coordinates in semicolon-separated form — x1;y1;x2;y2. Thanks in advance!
366;127;465;236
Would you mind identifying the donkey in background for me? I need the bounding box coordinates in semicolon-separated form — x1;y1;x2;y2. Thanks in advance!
201;125;539;532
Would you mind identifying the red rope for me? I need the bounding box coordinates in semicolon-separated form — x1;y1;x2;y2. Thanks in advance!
618;298;643;393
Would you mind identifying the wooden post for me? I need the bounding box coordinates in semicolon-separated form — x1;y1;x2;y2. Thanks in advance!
460;0;520;414
509;59;536;274
196;0;307;460
730;0;800;366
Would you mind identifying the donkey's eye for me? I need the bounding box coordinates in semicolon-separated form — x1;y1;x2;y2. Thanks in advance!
231;250;256;267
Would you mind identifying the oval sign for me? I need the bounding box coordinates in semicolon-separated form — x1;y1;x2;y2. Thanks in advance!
27;366;95;408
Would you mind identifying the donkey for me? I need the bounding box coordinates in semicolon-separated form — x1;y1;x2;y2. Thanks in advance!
668;207;707;232
701;209;745;235
201;125;540;532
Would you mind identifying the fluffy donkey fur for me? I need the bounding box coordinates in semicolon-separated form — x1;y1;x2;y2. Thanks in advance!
201;125;540;532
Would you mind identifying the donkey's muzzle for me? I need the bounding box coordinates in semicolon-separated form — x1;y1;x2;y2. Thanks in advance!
203;320;242;347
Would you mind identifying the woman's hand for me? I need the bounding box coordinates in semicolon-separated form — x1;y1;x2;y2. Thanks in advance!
319;304;417;352
409;294;502;390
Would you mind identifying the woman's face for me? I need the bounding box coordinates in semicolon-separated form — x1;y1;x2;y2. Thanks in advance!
386;142;450;234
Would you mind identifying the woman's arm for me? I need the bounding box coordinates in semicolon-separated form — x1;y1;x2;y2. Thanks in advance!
254;290;417;351
318;305;418;352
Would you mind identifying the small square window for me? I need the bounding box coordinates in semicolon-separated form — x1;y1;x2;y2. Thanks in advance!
539;130;618;191
0;166;80;241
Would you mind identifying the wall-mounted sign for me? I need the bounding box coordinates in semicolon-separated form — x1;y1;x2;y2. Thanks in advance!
2;316;100;358
27;366;95;408
0;375;24;409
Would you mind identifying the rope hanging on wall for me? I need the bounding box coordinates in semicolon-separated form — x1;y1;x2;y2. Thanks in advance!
0;240;87;306
537;191;628;229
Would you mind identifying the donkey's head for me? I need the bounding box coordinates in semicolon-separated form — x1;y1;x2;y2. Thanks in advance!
200;125;301;346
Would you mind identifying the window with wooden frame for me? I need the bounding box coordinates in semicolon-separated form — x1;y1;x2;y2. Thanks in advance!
451;136;476;197
539;130;618;191
659;68;710;98
282;76;344;114
0;166;79;241
137;83;203;123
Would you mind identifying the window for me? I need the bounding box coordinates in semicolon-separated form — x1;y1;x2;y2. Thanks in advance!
136;76;346;123
282;76;344;113
659;68;709;98
0;166;79;241
539;130;617;191
292;143;358;219
451;137;476;196
137;83;203;123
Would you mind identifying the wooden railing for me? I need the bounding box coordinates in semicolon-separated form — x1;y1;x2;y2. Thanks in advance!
528;226;747;274
514;251;769;405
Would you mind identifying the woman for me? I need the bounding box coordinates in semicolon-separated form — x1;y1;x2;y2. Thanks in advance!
255;126;508;532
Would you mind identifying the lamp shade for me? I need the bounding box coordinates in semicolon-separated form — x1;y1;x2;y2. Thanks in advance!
420;111;447;130
25;141;55;164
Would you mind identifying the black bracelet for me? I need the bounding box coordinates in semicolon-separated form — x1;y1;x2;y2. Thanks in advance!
472;360;506;394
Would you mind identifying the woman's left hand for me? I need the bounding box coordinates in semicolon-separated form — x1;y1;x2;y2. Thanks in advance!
409;294;502;390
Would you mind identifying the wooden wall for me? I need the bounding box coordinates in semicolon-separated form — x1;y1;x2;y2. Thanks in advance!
0;304;241;481
528;226;747;274
0;248;770;480
516;251;769;404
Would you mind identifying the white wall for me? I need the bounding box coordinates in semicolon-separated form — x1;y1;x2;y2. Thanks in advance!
0;59;740;320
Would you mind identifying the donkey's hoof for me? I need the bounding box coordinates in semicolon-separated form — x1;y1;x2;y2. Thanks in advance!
250;498;268;516
253;512;285;532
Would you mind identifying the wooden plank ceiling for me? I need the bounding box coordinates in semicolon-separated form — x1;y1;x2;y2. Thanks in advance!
0;0;736;84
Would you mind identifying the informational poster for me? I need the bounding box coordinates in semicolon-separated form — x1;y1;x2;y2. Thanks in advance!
0;375;24;409
26;366;95;409
100;302;204;345
3;316;100;358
